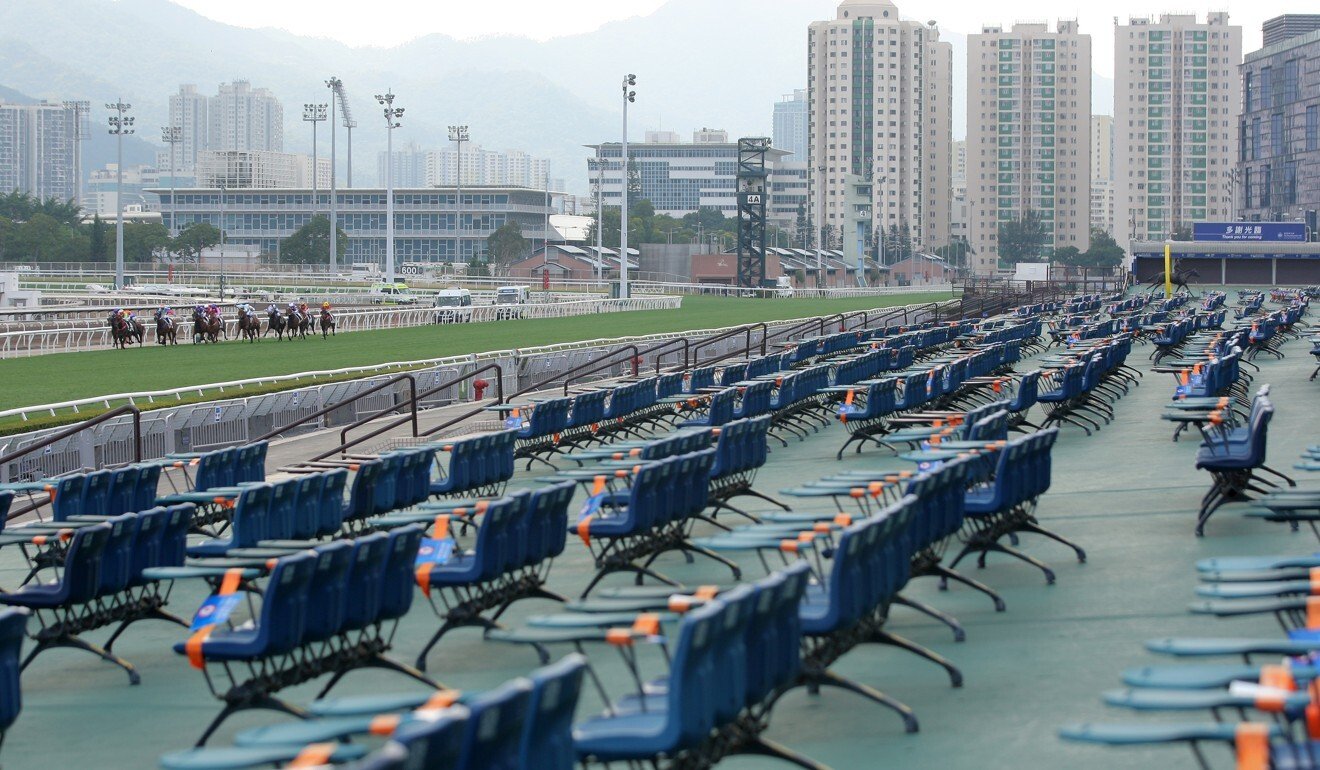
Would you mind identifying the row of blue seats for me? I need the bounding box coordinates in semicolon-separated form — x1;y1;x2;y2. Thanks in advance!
176;525;436;744
375;480;578;671
161;655;588;770
1057;448;1320;766
0;504;195;684
0;461;163;528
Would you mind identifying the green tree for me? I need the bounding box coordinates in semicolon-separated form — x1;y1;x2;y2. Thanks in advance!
996;210;1049;264
0;216;13;261
1082;228;1126;268
487;221;527;265
88;215;109;262
170;222;222;262
277;216;345;265
8;213;88;261
121;221;170;261
1051;245;1084;266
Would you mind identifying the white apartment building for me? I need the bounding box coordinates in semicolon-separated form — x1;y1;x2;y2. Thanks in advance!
195;150;329;190
168;85;210;171
807;0;953;259
167;81;284;173
1090;115;1115;233
423;146;550;190
209;81;283;156
967;21;1091;273
0;101;78;202
1114;13;1242;246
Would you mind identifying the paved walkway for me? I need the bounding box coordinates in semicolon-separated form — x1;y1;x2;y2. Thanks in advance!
3;306;1316;769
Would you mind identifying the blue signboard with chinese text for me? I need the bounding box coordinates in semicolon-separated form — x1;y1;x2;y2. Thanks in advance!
1194;222;1307;242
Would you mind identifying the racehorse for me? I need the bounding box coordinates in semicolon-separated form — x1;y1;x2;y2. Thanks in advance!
265;308;287;340
236;310;261;343
319;308;336;338
1146;264;1201;298
285;308;311;340
108;312;144;349
191;308;223;344
153;309;178;345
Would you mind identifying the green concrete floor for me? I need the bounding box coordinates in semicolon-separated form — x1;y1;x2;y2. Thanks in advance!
3;303;1316;769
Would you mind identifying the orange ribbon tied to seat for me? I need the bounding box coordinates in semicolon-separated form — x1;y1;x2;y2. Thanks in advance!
1307;597;1320;629
287;743;338;768
185;568;245;670
576;476;608;547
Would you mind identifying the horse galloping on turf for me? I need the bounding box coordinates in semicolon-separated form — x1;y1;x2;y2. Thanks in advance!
153;309;178;345
319;309;336;338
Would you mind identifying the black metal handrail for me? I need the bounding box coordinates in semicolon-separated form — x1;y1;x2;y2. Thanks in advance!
315;364;506;459
252;374;418;444
560;336;693;395
1;404;142;521
686;323;766;369
417;364;509;440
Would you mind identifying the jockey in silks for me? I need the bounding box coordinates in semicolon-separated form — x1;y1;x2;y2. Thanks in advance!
287;301;299;319
299;302;309;316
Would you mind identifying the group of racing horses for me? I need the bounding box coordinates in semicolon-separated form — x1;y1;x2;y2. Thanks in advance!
106;303;337;349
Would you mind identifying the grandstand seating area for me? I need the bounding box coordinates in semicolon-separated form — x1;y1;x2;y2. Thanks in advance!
0;285;1314;769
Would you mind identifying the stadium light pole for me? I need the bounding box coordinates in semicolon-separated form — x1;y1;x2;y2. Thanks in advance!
161;125;182;237
376;90;404;284
448;125;468;265
326;77;341;273
588;157;604;282
302;103;326;218
107;100;134;290
620;74;635;298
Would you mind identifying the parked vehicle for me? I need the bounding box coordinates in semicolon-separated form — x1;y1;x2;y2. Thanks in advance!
432;288;473;323
494;285;529;319
369;283;419;305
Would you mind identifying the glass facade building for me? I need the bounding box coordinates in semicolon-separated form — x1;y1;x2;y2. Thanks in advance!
1237;20;1320;223
155;186;554;263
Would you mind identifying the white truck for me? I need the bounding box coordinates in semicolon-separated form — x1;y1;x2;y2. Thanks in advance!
494;285;530;320
432;288;473;323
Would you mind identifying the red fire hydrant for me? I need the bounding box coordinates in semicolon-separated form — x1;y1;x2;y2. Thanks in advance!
473;378;489;400
631;356;643;376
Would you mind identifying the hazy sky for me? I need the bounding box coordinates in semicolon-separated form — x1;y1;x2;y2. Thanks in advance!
169;0;1272;75
170;0;670;45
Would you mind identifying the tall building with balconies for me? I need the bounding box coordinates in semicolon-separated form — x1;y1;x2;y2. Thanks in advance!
773;90;809;160
807;0;953;260
0;100;77;202
967;21;1091;273
1114;13;1241;246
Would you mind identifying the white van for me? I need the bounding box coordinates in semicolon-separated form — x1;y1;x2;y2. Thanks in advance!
369;283;419;305
432;288;473;323
494;285;530;319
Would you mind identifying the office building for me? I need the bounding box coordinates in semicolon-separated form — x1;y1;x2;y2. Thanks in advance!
588;131;790;218
769;161;809;243
1262;15;1320;47
807;0;954;260
0;101;78;202
1237;16;1320;223
773;90;809;161
967;21;1091;273
156;186;556;263
195;150;329;190
1114;13;1241;246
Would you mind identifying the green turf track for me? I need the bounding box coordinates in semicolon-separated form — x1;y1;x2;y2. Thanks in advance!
0;293;949;412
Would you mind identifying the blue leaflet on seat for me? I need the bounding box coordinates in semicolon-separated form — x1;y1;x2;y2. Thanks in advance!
505;413;528;431
190;594;241;631
417;537;456;566
578;492;605;523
